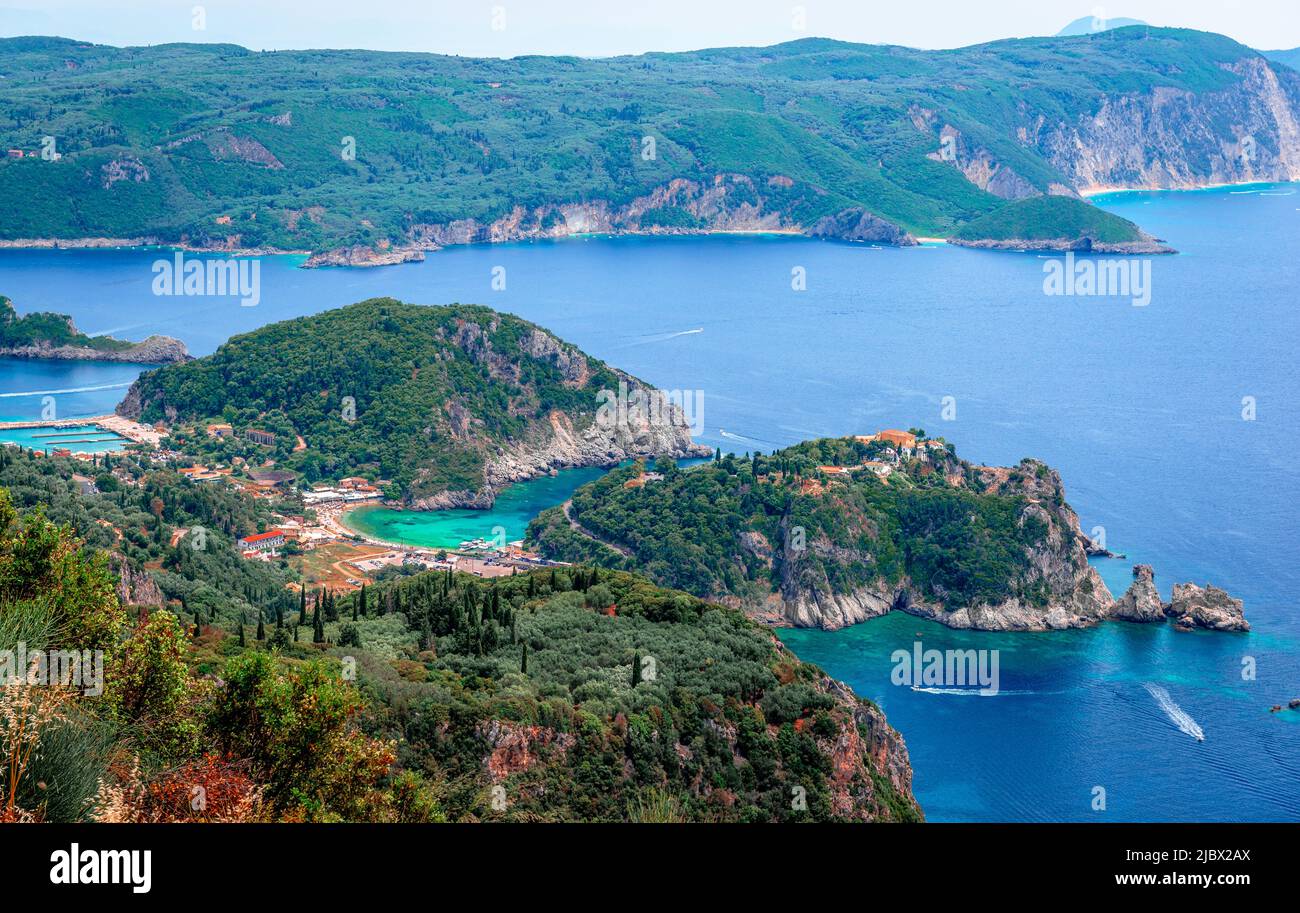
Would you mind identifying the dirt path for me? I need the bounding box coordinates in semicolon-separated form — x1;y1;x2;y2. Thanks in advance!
561;499;634;559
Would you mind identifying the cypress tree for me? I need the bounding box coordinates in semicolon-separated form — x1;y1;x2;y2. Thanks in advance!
520;642;528;674
299;585;308;624
631;651;642;688
352;595;358;622
256;614;265;641
237;618;246;648
193;611;201;640
359;584;367;617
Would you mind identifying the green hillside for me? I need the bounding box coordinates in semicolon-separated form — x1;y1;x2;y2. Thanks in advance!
119;298;691;501
0;464;920;822
0;294;132;352
529;438;1091;615
949;196;1148;244
0;28;1285;250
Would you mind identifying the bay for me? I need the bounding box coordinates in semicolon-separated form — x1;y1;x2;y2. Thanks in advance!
1;183;1296;820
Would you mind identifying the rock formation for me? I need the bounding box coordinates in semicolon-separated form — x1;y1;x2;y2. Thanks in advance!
1164;582;1250;632
1108;564;1166;622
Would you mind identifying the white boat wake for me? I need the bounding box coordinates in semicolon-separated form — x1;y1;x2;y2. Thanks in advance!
1143;682;1205;741
0;381;133;398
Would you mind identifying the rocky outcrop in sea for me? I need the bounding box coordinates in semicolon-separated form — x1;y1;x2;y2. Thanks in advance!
1164;581;1250;632
0;334;190;364
1108;564;1166;622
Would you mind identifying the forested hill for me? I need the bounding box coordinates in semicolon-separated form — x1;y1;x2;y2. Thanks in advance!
2;28;1298;257
528;437;1115;632
117;298;707;505
0;461;921;822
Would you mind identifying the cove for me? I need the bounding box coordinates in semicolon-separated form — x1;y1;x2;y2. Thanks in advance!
342;465;609;549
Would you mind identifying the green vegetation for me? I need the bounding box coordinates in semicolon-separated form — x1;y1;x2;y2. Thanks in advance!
0;295;132;352
0;469;919;822
124;298;635;500
0;446;297;626
949;196;1146;244
530;439;1071;610
0;28;1275;247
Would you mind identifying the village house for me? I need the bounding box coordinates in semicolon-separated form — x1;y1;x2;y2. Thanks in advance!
237;529;285;555
338;476;379;492
244;428;277;447
206;423;234;439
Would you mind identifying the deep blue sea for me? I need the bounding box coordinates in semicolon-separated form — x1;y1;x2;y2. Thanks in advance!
1;183;1296;820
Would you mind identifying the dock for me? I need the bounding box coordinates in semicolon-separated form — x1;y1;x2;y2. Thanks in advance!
0;414;165;446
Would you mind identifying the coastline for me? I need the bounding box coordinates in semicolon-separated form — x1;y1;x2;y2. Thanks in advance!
12;179;1295;267
1079;179;1292;198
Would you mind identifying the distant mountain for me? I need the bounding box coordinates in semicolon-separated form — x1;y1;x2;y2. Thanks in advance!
1263;48;1300;70
1057;16;1148;36
2;28;1299;258
117;298;708;506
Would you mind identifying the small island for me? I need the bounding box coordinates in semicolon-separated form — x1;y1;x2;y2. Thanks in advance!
0;294;189;363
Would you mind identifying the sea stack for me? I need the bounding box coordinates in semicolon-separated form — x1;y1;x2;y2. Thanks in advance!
1108;564;1165;623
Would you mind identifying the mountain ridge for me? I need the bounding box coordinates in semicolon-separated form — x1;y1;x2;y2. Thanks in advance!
2;27;1297;259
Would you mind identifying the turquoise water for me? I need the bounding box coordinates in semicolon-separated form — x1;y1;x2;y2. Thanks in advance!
1;183;1297;820
0;424;127;453
346;466;608;548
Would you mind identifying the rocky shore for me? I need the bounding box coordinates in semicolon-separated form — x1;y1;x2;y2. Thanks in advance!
784;562;1247;634
406;407;712;510
0;334;190;364
947;235;1176;255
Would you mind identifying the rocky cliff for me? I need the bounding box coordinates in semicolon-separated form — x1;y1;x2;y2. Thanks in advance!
1108;564;1165;622
1040;57;1300;192
1107;565;1248;631
117;299;709;508
305;174;914;268
780;458;1115;632
533;438;1248;636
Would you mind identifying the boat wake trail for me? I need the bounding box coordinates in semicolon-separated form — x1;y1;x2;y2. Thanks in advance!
719;429;773;447
613;327;703;348
1143;682;1205;741
0;382;133;398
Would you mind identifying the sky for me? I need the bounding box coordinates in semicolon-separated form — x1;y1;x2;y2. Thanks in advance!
0;0;1297;56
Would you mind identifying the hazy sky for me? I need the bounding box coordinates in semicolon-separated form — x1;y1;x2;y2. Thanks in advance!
1;0;1297;56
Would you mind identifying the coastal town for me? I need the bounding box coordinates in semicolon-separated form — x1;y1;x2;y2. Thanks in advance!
0;413;564;592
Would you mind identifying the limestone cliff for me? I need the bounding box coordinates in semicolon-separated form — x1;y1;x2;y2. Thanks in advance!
1039;57;1300;192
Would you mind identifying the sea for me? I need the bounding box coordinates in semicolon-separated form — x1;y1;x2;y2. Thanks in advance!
1;182;1296;820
